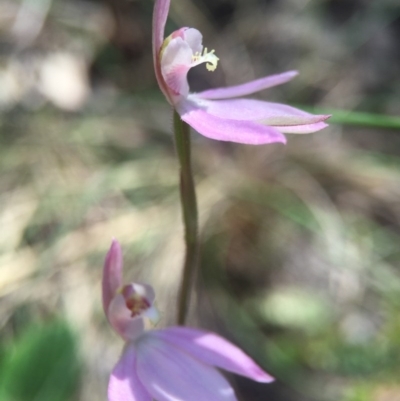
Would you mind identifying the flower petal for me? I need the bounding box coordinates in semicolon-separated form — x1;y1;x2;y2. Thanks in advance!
254;102;330;126
197;70;298;100
277;121;329;134
152;0;172;102
108;294;145;341
152;0;170;55
177;102;286;145
136;334;238;401
152;327;274;383
193;96;329;127
108;345;152;401
103;239;123;316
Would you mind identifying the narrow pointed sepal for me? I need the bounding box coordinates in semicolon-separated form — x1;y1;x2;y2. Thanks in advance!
102;239;123;316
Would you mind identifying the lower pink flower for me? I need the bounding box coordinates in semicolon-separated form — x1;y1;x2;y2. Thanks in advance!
103;240;274;401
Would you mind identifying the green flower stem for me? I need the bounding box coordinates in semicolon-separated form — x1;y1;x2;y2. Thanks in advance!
173;110;199;325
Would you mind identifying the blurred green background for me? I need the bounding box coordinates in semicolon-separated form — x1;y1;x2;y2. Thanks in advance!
0;0;400;400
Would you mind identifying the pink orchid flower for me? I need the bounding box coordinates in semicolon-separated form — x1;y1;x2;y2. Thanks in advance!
153;0;330;145
103;240;274;401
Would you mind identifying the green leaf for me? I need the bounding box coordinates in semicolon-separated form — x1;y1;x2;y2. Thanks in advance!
1;320;81;401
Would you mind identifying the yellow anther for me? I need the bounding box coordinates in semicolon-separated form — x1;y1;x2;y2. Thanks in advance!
191;47;219;72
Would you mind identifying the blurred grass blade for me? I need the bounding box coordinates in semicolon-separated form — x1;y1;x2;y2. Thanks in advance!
298;108;400;129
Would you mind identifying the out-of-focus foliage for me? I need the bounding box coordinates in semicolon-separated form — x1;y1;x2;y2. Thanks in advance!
1;0;400;401
0;320;80;401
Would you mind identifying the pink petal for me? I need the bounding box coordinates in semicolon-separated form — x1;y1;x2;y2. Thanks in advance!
108;294;145;341
197;71;298;100
152;0;172;102
194;96;329;126
102;239;123;316
277;121;329;134
254;102;330;126
135;334;238;401
177;102;286;145
152;327;274;383
152;0;170;54
108;345;152;401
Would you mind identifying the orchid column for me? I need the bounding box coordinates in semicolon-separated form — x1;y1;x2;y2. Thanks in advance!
152;0;330;325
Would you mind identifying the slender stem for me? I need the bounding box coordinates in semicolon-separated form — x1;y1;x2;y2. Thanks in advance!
173;110;199;325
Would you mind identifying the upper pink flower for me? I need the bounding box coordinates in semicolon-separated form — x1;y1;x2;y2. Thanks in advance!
153;0;330;145
103;240;274;401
